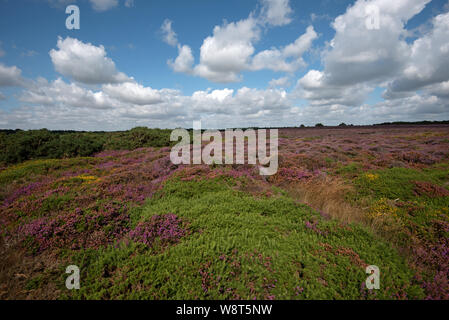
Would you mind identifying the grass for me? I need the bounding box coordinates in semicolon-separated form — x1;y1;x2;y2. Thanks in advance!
348;165;449;245
354;166;449;201
335;163;363;176
0;157;98;185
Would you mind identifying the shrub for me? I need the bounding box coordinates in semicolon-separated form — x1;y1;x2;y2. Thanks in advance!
0;128;173;165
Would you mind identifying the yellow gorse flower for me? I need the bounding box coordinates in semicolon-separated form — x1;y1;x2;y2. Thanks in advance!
365;173;379;181
367;198;398;219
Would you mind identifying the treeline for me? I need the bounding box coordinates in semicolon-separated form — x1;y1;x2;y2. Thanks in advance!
0;127;173;165
229;120;449;130
377;120;449;126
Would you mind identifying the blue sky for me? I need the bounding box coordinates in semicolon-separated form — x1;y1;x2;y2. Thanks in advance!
0;0;448;130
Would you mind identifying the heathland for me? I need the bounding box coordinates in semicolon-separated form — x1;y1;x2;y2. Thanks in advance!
0;124;448;299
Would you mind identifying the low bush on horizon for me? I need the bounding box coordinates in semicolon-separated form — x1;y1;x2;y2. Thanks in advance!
0;127;173;165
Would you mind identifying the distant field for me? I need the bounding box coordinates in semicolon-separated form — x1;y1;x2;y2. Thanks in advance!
1;125;448;299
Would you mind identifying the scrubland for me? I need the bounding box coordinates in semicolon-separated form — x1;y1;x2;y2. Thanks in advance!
1;125;448;300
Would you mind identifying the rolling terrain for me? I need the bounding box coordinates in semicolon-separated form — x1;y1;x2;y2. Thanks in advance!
1;125;448;300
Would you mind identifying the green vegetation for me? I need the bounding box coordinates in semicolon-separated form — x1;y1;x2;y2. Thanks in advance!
354;166;449;201
1;126;448;300
64;177;422;300
351;166;449;244
0;127;173;165
335;162;363;176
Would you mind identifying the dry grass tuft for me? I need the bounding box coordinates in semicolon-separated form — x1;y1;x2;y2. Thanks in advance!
283;175;365;225
283;175;408;243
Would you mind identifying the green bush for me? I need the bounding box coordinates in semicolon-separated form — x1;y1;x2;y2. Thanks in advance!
0;128;174;166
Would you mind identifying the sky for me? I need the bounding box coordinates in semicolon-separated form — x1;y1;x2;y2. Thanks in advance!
0;0;448;130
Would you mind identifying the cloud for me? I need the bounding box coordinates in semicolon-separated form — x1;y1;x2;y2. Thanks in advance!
89;0;118;12
7;73;446;130
8;76;189;130
20;78;120;109
3;66;296;129
161;19;178;47
323;0;429;86
426;81;449;99
5;0;449;130
0;63;24;87
19;77;182;111
192;16;260;83
165;0;316;83
190;88;235;114
269;76;290;88
233;87;291;115
168;15;316;82
168;45;194;74
260;0;293;26
297;70;372;107
297;0;431;108
251;26;317;72
293;93;449;126
190;87;291;116
21;76;290;118
0;92;6;101
384;12;449;98
49;37;131;84
102;82;163;105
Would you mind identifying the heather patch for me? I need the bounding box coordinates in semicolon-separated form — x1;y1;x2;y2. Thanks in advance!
413;181;449;198
129;214;190;250
20;203;130;254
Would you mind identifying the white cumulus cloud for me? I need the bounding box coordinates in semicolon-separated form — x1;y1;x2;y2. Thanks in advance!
168;17;316;82
260;0;293;26
251;26;317;72
192;16;260;83
165;0;315;83
385;12;449;98
102;82;163;105
49;37;131;84
168;45;194;74
0;63;24;87
297;0;432;108
269;76;290;88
